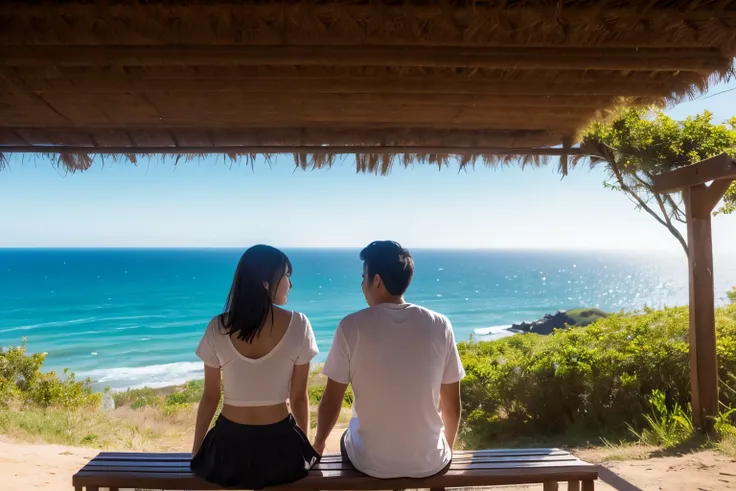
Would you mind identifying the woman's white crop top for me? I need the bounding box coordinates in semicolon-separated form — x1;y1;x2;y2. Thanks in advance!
195;311;319;407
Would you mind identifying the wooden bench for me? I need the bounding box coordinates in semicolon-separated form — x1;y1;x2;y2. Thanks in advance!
73;448;598;491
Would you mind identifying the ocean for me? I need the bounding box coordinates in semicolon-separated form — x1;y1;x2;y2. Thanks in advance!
1;248;734;391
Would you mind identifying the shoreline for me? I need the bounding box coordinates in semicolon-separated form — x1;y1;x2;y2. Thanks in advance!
94;308;607;393
97;363;327;396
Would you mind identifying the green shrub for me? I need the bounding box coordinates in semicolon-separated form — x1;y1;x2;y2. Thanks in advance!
0;340;99;409
629;389;693;447
308;385;324;405
308;384;354;407
113;387;162;409
165;380;204;406
459;305;736;444
714;407;736;437
728;286;736;304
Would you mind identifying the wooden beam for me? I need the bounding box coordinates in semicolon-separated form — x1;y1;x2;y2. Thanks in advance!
5;88;616;109
0;145;585;157
0;46;727;73
11;75;684;97
2;2;735;23
684;184;720;433
700;179;735;214
2;2;736;25
652;154;736;193
0;127;566;149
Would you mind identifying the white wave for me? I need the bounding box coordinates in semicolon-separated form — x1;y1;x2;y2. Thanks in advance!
0;317;99;333
81;361;204;391
473;325;513;335
149;318;210;329
0;314;170;334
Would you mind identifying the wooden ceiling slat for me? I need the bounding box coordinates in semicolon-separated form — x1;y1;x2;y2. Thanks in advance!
11;90;618;109
0;129;27;146
172;130;214;148
91;129;134;148
1;46;728;74
14;128;52;146
3;128;568;149
127;129;176;148
0;145;585;157
15;75;685;97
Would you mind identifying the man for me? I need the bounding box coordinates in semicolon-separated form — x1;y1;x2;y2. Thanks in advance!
313;240;464;478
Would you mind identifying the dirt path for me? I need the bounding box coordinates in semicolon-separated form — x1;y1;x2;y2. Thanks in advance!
1;435;734;490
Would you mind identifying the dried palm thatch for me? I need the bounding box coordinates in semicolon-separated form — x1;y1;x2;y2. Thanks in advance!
1;0;735;174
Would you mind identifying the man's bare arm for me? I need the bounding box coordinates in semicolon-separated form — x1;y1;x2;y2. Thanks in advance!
440;381;462;449
314;378;348;454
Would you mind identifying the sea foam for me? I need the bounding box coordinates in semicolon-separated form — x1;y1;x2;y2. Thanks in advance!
81;361;204;391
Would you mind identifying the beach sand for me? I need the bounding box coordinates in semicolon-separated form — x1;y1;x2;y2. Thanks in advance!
1;432;735;491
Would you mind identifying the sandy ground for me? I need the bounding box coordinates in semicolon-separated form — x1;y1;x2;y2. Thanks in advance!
1;433;735;491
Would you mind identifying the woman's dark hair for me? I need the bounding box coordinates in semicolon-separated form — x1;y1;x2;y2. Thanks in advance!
360;240;414;296
220;245;292;343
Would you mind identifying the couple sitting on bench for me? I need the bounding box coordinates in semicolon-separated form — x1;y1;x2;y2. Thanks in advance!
190;240;465;490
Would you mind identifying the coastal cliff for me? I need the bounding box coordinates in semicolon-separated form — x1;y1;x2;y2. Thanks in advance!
510;308;609;335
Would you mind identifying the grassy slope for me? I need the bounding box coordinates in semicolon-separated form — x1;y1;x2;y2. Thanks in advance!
565;308;609;326
0;368;352;451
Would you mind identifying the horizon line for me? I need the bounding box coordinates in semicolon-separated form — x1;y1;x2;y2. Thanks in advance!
0;245;688;254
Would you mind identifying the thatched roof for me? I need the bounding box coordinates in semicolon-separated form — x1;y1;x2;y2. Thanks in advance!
1;0;735;173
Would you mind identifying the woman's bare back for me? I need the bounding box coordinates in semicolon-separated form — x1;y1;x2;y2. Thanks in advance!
222;306;293;424
228;306;293;359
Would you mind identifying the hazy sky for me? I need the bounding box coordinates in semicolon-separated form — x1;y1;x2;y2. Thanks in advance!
1;79;735;252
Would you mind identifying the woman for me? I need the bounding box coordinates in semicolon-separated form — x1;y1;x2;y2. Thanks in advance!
191;245;319;489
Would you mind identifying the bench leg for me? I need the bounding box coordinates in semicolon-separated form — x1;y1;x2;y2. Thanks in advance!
543;482;559;491
582;479;595;491
568;480;581;491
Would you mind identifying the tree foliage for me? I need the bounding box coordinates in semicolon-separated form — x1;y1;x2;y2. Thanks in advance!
577;109;736;256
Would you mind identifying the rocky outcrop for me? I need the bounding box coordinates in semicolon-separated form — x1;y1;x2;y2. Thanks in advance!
510;308;608;336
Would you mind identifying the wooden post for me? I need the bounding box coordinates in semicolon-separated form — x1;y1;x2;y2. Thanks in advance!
652;156;736;433
684;181;732;432
544;482;559;491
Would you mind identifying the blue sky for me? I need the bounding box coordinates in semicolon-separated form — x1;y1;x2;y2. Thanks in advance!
1;80;735;252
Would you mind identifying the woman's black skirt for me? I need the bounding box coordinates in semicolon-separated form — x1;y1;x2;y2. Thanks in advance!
191;414;319;489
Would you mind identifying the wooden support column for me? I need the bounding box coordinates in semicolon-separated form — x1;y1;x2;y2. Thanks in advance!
653;154;736;434
683;179;733;432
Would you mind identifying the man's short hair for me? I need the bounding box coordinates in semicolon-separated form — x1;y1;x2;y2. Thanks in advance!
360;241;414;296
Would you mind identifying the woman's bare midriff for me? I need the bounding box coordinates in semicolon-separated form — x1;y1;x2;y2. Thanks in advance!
221;402;290;425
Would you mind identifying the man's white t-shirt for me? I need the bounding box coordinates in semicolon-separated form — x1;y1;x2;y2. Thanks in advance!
322;303;465;478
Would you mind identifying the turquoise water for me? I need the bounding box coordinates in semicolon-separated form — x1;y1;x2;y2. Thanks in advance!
1;248;734;390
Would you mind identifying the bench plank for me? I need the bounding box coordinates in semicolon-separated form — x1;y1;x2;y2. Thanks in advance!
73;449;598;490
77;462;590;476
91;448;568;462
81;454;579;471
